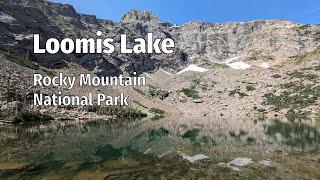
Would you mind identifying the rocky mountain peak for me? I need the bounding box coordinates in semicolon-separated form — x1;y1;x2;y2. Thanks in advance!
0;0;319;76
120;9;159;24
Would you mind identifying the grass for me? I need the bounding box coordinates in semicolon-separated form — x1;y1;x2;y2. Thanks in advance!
149;108;165;114
43;69;57;77
189;74;217;91
149;108;165;120
133;87;146;96
151;114;164;121
0;50;39;70
212;63;229;70
0;109;16;122
180;88;200;99
199;81;218;90
288;71;318;81
133;100;148;109
290;54;308;65
264;82;319;111
289;45;320;65
292;24;311;31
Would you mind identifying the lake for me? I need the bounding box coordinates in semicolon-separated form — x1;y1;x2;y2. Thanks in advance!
0;115;319;179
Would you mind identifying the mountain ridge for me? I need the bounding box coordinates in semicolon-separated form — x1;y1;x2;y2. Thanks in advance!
0;0;319;76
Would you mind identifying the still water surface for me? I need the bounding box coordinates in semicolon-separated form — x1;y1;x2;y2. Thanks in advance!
0;116;319;179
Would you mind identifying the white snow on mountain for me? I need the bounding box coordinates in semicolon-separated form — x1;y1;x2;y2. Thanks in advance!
225;56;241;63
143;72;152;77
160;69;174;75
177;64;209;75
226;61;252;70
257;62;270;68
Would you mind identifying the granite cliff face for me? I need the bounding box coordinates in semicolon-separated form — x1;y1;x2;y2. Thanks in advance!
0;0;319;75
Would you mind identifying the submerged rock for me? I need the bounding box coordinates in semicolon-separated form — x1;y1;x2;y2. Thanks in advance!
259;159;272;166
217;162;241;172
144;148;153;155
177;151;209;163
228;157;253;167
0;162;31;171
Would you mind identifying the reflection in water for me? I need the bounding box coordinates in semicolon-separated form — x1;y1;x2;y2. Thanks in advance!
266;120;320;150
0;116;319;178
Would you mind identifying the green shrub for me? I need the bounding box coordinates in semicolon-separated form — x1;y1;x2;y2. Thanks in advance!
149;127;169;139
246;85;256;91
0;109;16;122
212;63;229;70
255;108;266;121
149;108;165;114
43;69;57;77
229;89;248;98
264;83;319;110
182;129;200;140
292;24;311;31
85;105;147;119
151;114;164;121
149;86;169;100
13;111;54;123
271;74;282;78
180;88;200;99
247;137;256;145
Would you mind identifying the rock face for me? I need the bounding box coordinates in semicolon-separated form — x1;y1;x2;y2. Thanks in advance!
0;0;319;75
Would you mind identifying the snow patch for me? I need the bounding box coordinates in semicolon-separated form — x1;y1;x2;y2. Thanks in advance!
0;12;17;23
257;62;270;69
14;34;33;41
177;64;208;75
226;62;252;70
225;56;241;63
170;24;181;28
142;73;152;78
160;69;174;76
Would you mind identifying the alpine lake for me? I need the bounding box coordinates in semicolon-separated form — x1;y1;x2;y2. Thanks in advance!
0;114;319;179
